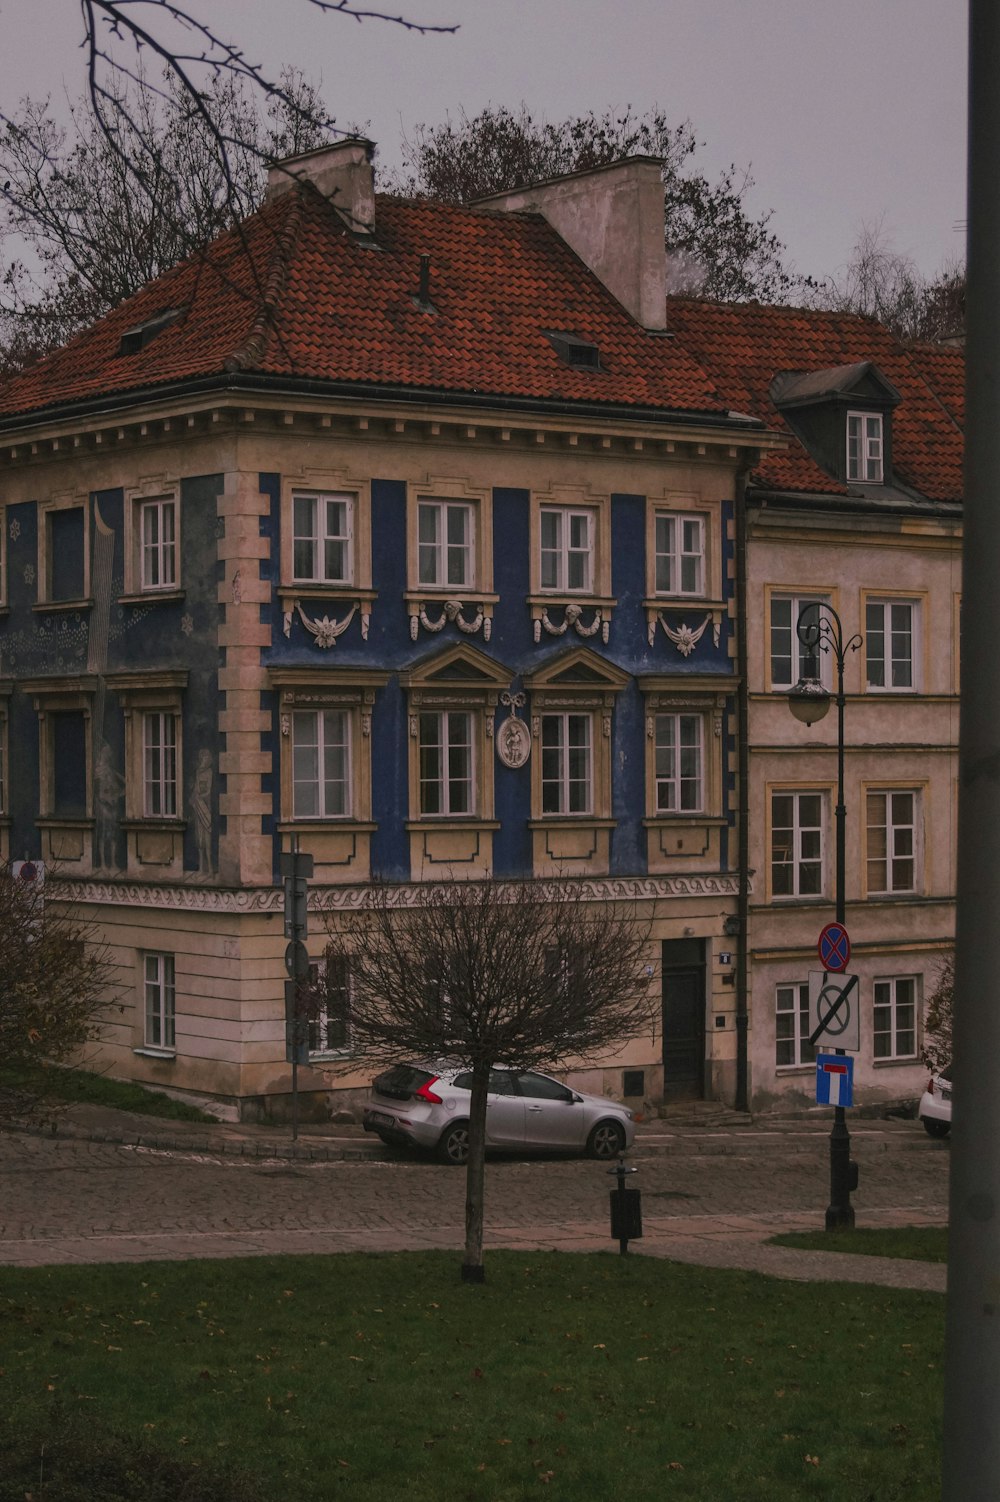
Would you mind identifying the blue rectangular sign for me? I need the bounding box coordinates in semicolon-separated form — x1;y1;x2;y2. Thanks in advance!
816;1053;854;1108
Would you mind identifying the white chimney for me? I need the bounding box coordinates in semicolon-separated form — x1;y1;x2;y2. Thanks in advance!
474;157;667;332
266;137;375;234
474;158;667;332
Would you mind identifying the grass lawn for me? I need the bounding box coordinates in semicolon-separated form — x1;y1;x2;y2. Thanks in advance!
0;1252;942;1502
770;1227;948;1264
0;1062;218;1122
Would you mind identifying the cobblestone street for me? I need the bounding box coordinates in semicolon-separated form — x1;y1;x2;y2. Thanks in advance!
0;1118;950;1287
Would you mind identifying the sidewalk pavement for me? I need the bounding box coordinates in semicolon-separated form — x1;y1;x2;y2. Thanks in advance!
7;1096;929;1163
2;1099;947;1290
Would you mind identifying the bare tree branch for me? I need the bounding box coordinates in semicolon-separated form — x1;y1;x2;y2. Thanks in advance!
310;877;653;1280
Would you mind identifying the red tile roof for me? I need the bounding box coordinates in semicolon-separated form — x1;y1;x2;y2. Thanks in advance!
666;298;964;505
0;186;729;423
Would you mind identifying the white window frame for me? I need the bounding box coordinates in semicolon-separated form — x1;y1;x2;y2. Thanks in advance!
847;411;884;483
654;512;704;597
292;708;352;820
418;709;475;817
775;981;816;1068
539;507;593;593
866;789;919;895
142;711;178;818
865;598;919;692
307;955;352;1057
873;974;919;1061
417;500;475;590
292;491;353;586
139;496;178;592
770;790;825;899
769;594;832;690
541;712;593;816
654;713;703;813
143;951;176;1051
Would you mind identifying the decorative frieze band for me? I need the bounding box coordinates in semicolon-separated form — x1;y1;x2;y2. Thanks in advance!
49;871;742;913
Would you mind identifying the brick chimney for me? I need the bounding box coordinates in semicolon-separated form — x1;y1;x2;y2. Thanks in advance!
266;137;376;234
474;157;667;332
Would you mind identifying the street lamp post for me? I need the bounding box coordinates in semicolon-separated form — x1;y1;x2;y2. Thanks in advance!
787;602;862;1231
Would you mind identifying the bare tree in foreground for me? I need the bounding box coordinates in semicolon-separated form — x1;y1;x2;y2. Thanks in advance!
316;877;654;1283
0;865;116;1120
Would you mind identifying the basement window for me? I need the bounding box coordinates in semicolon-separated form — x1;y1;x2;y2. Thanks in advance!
544;330;602;370
118;307;184;357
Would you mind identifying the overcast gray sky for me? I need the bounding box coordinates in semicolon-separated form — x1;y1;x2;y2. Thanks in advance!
0;0;967;288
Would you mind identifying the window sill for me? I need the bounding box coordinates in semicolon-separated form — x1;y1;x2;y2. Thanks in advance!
277;819;376;834
404;588;498;606
279;585;377;603
644;596;724;611
133;1047;176;1060
308;1050;354;1062
775;1064;816;1075
872;1056;919;1068
32;598;93;614
528;816;615;829
406;818;500;832
643;815;726;829
121;818;187;833
37;816;95;829
119;589;186;606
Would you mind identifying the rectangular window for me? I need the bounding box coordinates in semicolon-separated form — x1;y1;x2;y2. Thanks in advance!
655;513;704;596
418;500;473;588
143;712;178;817
293;492;352;584
847;412;884;482
540;508;592;592
0;722;4;815
771;791;824;898
770;595;828;690
654;714;703;812
541;713;592;814
52;711;88;817
144;952;176;1050
419;711;474;815
139;497;177;590
866;600;917;690
292;709;351;819
47;506;86;602
775;982;816;1067
867;791;918;894
873;975;918;1060
307;955;351;1055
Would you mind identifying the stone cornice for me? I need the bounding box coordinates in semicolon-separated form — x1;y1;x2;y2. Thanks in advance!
48;872;741;912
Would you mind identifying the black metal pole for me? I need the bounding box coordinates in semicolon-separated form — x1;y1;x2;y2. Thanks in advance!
827;647;854;1231
794;603;859;1232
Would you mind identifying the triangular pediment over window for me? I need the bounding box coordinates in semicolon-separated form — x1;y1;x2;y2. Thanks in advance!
401;641;513;690
524;645;631;692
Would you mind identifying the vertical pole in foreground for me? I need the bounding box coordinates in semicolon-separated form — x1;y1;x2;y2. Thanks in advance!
943;6;1000;1495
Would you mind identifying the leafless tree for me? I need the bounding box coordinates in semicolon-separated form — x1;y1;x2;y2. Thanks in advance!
0;864;117;1120
923;954;954;1075
314;877;654;1282
815;220;965;343
0;1;456;369
385;104;809;303
0;68;331;369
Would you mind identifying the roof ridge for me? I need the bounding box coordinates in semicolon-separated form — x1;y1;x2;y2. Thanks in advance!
223;190;307;374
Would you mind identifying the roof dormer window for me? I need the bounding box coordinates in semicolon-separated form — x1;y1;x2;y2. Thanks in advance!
544;331;602;370
847;411;884;483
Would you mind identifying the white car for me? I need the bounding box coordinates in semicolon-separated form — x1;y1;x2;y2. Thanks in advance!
363;1062;635;1165
918;1071;951;1138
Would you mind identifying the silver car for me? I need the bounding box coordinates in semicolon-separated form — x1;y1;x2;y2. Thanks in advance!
363;1062;635;1165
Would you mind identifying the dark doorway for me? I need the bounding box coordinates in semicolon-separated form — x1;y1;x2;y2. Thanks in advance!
661;938;706;1101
